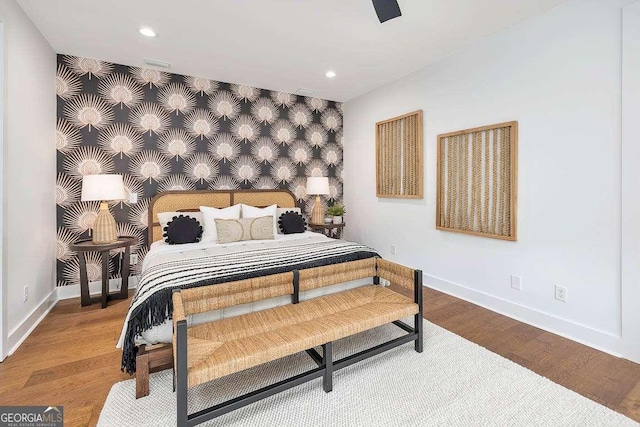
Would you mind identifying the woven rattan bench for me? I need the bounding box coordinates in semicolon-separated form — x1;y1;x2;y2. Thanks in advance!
172;257;423;427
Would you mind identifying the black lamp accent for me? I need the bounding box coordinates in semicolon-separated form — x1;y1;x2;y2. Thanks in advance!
372;0;402;23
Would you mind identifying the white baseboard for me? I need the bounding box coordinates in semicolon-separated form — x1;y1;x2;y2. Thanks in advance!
4;277;139;357
425;274;622;358
55;276;139;300
5;274;622;360
6;291;57;356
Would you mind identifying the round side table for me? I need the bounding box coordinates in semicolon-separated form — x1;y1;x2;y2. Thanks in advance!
69;236;136;308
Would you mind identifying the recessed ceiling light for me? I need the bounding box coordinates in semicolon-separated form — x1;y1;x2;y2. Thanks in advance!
325;70;336;78
139;27;157;38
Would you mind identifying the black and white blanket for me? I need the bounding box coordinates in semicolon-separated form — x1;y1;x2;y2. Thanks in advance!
118;233;379;374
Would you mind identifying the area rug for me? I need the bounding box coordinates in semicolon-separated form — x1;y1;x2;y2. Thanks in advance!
98;320;637;426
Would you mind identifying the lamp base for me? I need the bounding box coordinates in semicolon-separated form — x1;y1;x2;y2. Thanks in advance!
311;195;325;225
93;201;117;244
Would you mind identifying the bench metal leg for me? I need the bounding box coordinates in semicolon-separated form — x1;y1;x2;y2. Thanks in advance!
292;271;300;304
176;320;188;427
322;342;333;392
414;269;424;353
414;313;423;353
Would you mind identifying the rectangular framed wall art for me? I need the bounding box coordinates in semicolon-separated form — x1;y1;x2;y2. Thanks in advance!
375;110;423;199
436;121;518;241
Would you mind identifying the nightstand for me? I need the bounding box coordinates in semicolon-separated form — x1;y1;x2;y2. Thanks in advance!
309;223;345;239
69;236;136;308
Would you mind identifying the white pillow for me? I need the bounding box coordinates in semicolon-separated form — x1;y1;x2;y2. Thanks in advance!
241;204;278;236
157;211;204;236
199;205;242;243
276;207;302;234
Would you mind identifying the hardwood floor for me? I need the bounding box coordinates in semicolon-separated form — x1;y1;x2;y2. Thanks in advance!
1;287;639;426
0;294;132;426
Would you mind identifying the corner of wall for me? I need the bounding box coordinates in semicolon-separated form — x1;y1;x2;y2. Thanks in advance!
0;0;58;356
6;289;57;356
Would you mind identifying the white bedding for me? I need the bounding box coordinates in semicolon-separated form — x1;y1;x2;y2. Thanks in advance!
144;231;324;270
131;232;372;346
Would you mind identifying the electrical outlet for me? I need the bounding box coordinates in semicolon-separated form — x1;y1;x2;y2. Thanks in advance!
510;275;521;291
130;253;139;265
555;285;568;302
24;285;29;302
391;244;397;255
129;192;138;204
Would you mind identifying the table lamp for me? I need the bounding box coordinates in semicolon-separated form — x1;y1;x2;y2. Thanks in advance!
306;177;330;225
81;174;125;244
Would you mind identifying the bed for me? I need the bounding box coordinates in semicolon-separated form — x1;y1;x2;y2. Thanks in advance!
117;189;380;381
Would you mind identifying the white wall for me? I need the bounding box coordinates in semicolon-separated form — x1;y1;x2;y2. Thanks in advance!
0;21;4;360
0;0;56;356
344;0;628;356
621;0;640;362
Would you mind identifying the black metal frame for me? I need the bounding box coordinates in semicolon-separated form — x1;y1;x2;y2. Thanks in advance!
175;268;424;427
292;270;300;304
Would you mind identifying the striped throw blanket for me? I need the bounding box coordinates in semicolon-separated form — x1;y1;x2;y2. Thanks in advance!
119;234;379;374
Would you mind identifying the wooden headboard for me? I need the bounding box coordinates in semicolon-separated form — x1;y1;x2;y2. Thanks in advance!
147;189;298;245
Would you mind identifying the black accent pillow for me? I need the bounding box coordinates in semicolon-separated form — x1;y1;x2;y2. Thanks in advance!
163;215;203;245
278;211;307;234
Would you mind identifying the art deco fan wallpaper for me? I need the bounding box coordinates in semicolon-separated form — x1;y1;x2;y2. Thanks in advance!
55;55;343;287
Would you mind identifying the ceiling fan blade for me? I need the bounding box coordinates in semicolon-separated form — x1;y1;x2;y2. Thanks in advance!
372;0;402;23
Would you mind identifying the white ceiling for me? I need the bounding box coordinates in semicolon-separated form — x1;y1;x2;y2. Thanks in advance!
18;0;567;101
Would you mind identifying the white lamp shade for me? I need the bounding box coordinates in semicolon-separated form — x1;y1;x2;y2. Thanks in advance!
81;174;126;201
306;177;330;195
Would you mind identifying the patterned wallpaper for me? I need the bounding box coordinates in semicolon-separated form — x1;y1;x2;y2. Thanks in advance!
55;55;343;287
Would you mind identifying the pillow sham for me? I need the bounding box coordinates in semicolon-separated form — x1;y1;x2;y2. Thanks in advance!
214;216;274;244
199;204;242;243
157;211;203;235
163;215;203;245
278;211;307;234
241;204;278;236
275;207;302;234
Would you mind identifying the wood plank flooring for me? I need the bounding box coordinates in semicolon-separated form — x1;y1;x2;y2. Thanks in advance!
0;287;639;426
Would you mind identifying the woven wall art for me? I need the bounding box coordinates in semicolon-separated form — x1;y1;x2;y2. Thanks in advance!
376;110;423;199
436;121;518;241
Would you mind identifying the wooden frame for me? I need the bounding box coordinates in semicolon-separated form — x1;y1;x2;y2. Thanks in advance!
147;189;298;246
376;110;423;199
136;344;173;398
436;121;518;241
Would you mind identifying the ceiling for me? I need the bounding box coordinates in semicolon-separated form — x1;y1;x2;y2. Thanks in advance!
18;0;568;102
